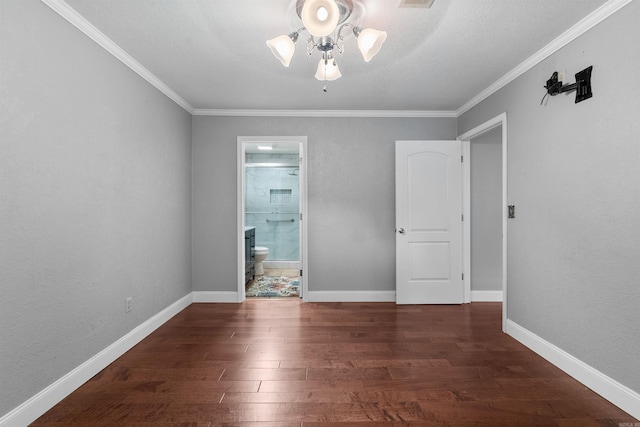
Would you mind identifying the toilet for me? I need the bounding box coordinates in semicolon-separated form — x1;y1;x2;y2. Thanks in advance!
252;246;269;275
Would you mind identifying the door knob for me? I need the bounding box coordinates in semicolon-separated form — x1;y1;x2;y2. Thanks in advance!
398;228;405;234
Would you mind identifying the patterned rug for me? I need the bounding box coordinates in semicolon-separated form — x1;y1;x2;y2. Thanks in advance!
246;276;300;297
246;276;300;298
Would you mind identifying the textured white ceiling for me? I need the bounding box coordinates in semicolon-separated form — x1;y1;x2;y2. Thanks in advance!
62;0;607;112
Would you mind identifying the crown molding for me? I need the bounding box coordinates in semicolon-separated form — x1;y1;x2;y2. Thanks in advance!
41;0;630;119
456;0;633;117
192;109;457;118
40;0;194;114
39;0;451;119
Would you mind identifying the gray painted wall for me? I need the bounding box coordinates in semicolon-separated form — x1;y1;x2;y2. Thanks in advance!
470;127;503;291
192;116;457;293
0;0;192;416
459;2;640;393
4;0;638;420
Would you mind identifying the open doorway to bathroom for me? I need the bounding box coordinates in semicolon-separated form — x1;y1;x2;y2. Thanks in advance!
237;136;308;301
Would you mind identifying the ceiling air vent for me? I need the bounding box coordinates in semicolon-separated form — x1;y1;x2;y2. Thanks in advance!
399;0;435;8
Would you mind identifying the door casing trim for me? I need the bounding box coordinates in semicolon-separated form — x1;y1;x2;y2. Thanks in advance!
237;136;308;302
458;113;508;332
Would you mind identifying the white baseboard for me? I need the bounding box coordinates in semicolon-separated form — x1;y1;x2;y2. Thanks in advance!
0;293;193;427
506;319;640;420
192;291;239;303
305;290;396;302
470;290;503;302
8;294;637;425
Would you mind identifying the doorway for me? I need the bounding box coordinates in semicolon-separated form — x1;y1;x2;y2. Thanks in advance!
237;136;308;302
458;113;508;331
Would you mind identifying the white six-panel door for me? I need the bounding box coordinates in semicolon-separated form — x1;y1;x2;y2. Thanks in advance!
396;140;463;304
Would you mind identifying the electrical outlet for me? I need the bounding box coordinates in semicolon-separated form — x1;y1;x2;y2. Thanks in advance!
125;297;133;313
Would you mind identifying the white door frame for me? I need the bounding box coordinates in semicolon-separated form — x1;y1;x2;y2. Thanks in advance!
237;136;308;302
458;113;508;332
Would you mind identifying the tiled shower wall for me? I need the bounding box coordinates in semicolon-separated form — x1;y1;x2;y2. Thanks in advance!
245;154;299;261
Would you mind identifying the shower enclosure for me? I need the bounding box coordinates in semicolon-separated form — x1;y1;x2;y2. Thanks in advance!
244;162;300;265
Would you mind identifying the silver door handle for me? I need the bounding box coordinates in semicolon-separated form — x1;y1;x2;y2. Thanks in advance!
398;228;405;234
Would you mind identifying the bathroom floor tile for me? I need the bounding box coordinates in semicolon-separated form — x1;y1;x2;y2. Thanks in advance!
281;269;299;277
263;269;282;276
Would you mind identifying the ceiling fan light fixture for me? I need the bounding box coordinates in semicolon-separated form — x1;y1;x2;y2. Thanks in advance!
267;0;389;81
301;0;340;37
355;28;387;62
314;57;342;81
266;33;298;67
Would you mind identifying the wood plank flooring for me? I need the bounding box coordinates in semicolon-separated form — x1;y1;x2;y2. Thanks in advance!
32;300;637;426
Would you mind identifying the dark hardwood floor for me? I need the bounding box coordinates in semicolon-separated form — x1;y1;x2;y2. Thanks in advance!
33;300;637;426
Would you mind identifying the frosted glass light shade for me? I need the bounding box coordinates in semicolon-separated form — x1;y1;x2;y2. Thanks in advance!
266;35;296;67
314;58;342;81
301;0;340;37
356;28;387;62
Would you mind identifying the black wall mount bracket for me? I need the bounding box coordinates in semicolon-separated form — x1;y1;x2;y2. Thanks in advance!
543;66;593;104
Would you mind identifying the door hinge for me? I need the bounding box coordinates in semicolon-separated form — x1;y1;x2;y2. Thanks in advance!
300;213;303;221
462;273;464;280
461;155;464;163
299;269;303;277
461;214;464;221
